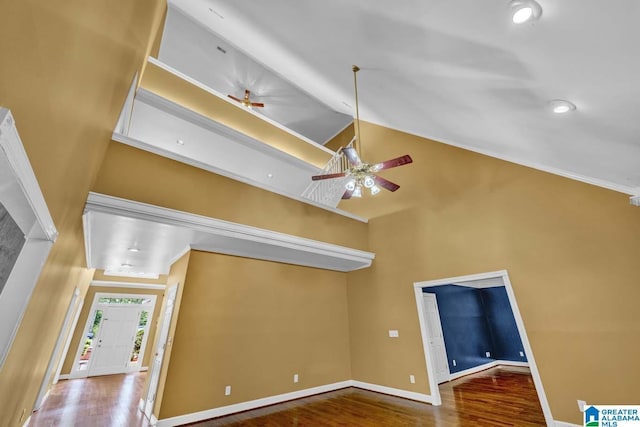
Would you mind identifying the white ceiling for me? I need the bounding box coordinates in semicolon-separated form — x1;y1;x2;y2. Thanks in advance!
174;0;640;194
159;4;353;145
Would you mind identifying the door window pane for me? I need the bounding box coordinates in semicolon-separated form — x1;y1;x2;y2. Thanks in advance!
77;309;102;371
130;310;148;363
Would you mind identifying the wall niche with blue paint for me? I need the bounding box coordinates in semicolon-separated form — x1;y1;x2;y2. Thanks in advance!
422;285;526;374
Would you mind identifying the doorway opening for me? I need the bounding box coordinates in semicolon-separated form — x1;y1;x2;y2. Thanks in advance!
413;270;553;425
69;292;156;379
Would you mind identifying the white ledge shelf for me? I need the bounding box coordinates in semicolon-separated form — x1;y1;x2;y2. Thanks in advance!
84;192;374;273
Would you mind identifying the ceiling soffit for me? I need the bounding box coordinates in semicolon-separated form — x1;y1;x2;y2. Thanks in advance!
83;193;375;276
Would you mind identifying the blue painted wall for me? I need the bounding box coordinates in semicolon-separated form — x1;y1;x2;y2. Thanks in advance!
480;286;526;362
422;285;526;374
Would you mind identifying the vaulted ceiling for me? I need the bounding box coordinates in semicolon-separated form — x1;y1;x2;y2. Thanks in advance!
94;0;640;277
175;0;640;195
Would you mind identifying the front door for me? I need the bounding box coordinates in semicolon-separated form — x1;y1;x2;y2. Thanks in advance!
423;293;450;384
70;293;156;379
89;306;141;376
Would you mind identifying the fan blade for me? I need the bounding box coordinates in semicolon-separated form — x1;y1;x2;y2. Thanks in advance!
373;155;413;171
374;175;400;192
342;189;353;199
250;102;265;108
228;94;242;103
341;147;362;166
311;172;347;181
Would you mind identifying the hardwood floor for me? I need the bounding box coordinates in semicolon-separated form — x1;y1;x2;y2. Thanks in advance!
28;366;546;427
189;366;545;427
28;372;150;427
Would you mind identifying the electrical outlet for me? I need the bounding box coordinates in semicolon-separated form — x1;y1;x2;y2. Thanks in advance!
389;330;399;338
293;374;299;383
225;385;231;396
519;351;525;357
577;400;586;412
485;351;491;358
452;359;457;367
409;375;416;384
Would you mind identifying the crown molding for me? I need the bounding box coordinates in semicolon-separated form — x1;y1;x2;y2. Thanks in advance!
371;119;638;196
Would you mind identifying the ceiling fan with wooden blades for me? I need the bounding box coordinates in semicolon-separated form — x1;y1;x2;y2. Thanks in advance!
311;66;413;199
228;89;264;109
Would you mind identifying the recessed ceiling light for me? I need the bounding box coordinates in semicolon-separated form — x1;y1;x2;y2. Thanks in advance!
127;247;139;252
120;263;133;268
509;0;542;24
548;99;577;114
267;173;273;179
176;139;184;145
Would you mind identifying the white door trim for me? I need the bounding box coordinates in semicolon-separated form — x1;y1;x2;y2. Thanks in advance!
144;283;178;420
53;294;84;384
413;270;554;425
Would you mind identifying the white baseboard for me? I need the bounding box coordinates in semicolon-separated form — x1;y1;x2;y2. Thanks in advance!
57;374;70;381
155;380;353;426
449;361;498;381
21;415;31;427
351;380;435;404
496;360;529;367
449;360;529;381
554;421;581;427
150;414;158;426
33;389;50;411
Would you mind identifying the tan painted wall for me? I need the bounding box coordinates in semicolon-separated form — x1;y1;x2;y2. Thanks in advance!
92;142;369;251
344;122;640;425
158;251;352;419
60;285;165;375
324;122;355;152
147;251;191;419
0;1;166;425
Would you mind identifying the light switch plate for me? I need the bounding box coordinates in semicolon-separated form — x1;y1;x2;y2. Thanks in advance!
389;330;399;338
225;385;231;396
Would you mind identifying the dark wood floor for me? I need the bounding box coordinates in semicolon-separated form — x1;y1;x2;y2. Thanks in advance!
29;366;546;427
191;366;546;427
